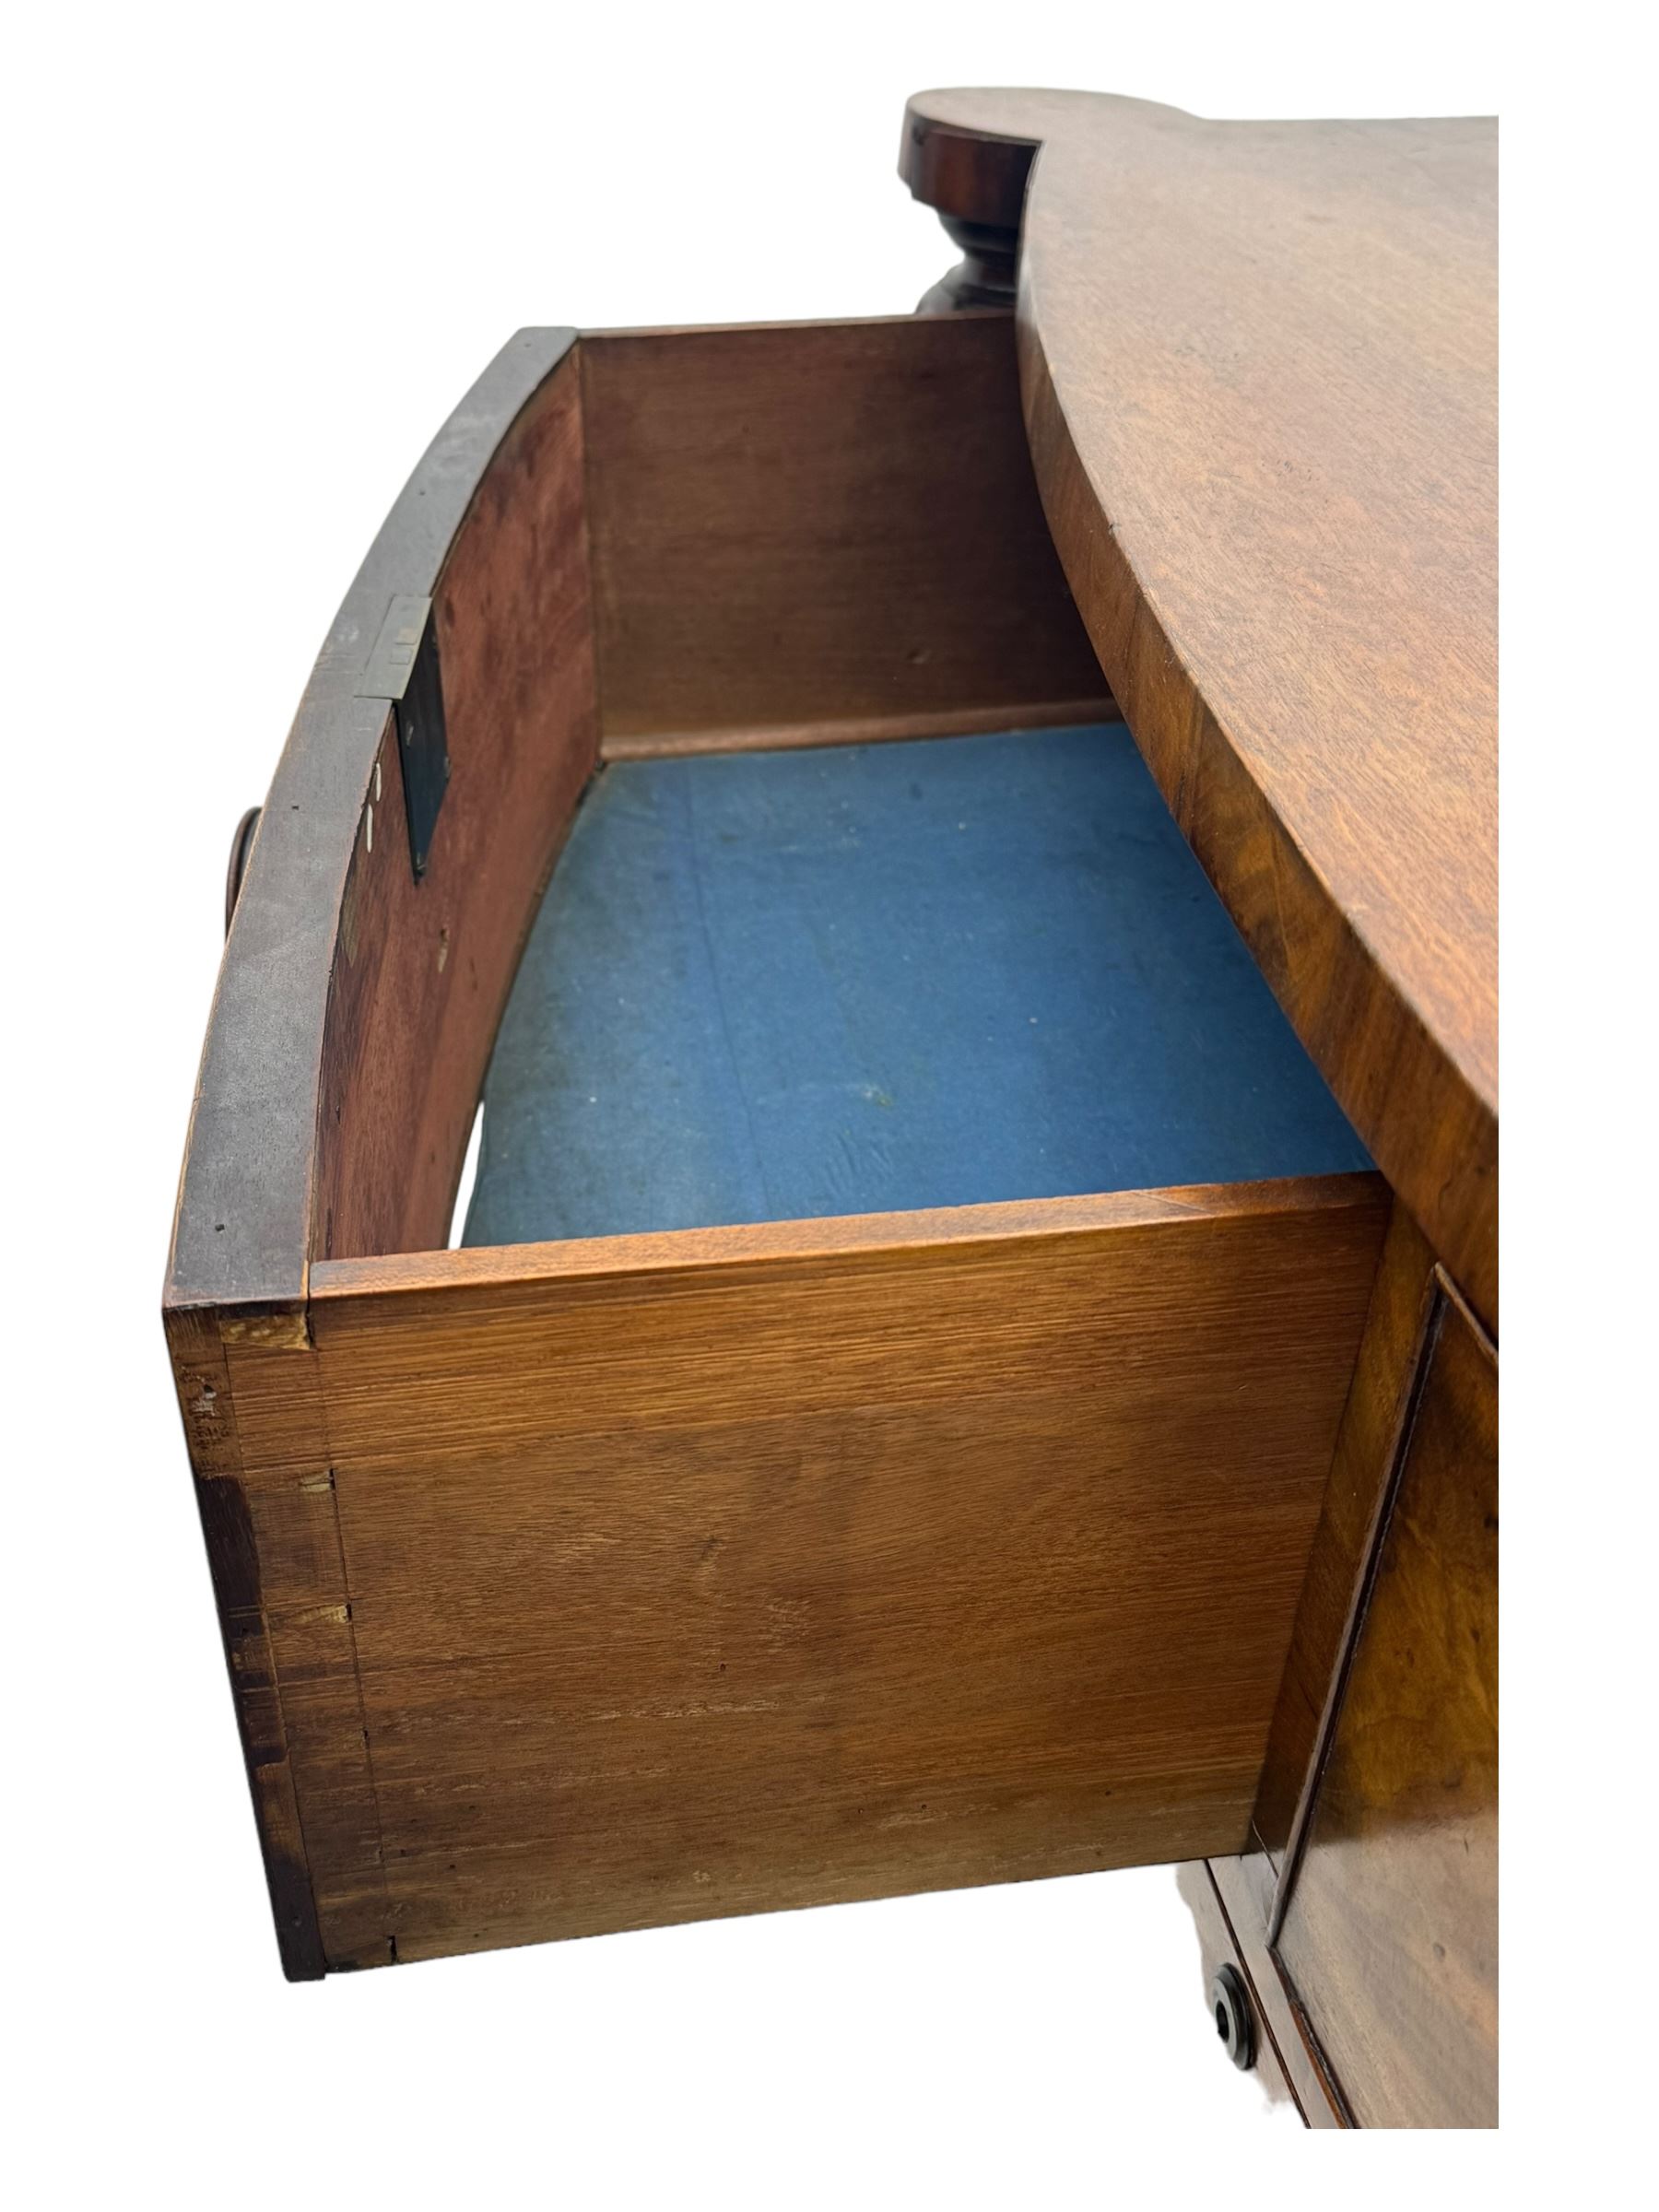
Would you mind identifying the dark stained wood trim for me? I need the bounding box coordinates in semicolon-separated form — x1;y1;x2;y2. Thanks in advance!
312;355;598;1264
164;1304;329;1979
166;326;579;1323
1265;1271;1467;1944
163;328;586;1974
899;89;1112;231
1262;1271;1497;2125
1252;1203;1438;1862
1207;1852;1349;2126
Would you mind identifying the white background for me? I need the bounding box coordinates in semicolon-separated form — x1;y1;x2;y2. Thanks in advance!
4;1;1650;2200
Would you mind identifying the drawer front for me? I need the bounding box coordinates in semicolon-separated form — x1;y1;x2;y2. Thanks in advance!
1272;1280;1498;2126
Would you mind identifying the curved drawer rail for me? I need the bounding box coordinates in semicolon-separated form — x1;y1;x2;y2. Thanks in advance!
167;328;586;1328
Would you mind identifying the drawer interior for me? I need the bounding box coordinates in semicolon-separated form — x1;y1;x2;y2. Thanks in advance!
312;313;1123;1270
465;721;1367;1248
201;313;1393;1973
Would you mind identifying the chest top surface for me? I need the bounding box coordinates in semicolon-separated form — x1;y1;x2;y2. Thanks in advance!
904;89;1498;1324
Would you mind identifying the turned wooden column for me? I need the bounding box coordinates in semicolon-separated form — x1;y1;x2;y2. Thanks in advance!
900;90;1055;312
914;215;1020;312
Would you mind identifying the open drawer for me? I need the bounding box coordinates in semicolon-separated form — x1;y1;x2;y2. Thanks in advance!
166;313;1386;1976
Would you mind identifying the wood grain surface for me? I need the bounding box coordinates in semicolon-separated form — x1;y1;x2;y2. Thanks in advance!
1206;1853;1347;2126
903;91;1498;1329
166;272;1452;1984
167;326;579;1318
169;313;1116;1324
292;1178;1385;1967
1272;1279;1498;2127
580;316;1112;756
315;353;598;1261
163;1305;334;1977
1252;1202;1437;1860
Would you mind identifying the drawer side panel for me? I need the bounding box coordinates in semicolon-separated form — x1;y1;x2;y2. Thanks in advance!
298;1180;1386;1965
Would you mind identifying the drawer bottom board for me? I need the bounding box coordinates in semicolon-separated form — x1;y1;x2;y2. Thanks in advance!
464;724;1368;1247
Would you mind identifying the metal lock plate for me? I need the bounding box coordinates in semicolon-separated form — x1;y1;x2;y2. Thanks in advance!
357;594;450;877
